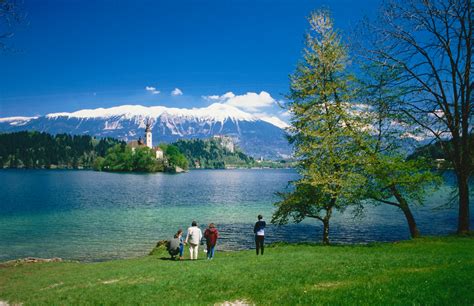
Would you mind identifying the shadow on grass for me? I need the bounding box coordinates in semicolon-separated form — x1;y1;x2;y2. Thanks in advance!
159;257;177;261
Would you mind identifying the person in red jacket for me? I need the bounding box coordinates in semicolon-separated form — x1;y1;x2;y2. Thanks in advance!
204;223;219;260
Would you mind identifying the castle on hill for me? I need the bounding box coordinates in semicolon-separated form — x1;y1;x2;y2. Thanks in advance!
127;121;163;159
213;135;235;153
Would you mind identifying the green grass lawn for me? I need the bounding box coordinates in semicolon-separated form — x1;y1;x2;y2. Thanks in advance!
0;236;473;305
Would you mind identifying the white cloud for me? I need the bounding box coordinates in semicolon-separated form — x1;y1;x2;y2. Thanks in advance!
203;91;276;112
145;86;160;95
171;88;183;96
205;95;220;100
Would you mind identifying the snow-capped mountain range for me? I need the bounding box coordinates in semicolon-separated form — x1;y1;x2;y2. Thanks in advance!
0;103;292;159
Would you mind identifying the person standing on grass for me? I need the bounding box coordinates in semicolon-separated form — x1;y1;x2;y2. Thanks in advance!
176;229;184;260
254;214;266;255
185;221;202;260
204;223;219;260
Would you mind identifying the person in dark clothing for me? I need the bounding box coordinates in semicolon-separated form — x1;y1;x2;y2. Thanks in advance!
254;214;266;255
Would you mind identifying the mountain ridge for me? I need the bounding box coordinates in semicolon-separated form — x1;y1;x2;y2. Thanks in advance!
0;103;291;159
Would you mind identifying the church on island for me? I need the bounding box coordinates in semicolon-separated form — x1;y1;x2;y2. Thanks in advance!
127;121;164;159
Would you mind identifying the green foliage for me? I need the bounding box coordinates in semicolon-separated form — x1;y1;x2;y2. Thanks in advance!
172;138;254;169
158;144;189;171
273;183;333;225
0;131;122;169
252;159;296;169
363;155;441;206
275;11;441;242
274;10;365;244
98;144;164;172
356;63;442;237
0;237;473;305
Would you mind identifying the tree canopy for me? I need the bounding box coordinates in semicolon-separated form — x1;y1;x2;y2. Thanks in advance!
0;131;121;169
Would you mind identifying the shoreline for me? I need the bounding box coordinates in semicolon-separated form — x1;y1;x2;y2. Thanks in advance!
2;233;471;265
0;166;296;172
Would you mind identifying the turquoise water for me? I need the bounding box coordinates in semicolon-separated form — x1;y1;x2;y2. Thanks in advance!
0;169;472;261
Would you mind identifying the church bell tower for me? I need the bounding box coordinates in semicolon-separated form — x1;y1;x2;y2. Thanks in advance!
145;120;152;149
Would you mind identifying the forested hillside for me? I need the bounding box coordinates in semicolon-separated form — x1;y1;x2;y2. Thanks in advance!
173;138;254;169
0;131;122;169
408;134;474;168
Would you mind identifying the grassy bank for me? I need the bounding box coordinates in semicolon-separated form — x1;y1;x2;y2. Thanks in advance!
0;236;473;305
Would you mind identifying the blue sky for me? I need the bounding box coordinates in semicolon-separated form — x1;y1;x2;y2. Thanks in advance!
0;0;381;118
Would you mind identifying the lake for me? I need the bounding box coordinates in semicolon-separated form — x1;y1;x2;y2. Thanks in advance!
0;169;472;261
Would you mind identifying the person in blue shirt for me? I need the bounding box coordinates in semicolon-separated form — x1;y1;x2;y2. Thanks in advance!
253;214;266;255
176;229;184;260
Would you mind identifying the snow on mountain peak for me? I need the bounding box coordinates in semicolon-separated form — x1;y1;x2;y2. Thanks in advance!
259;116;290;129
0;116;38;122
0;116;38;126
45;103;261;124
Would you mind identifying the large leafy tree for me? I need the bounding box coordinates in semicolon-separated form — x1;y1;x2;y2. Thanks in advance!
357;64;441;238
362;0;472;233
272;10;367;245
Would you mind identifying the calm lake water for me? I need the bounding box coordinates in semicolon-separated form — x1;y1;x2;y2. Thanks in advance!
0;169;472;261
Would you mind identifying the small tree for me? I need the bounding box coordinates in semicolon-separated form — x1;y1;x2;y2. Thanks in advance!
272;10;367;244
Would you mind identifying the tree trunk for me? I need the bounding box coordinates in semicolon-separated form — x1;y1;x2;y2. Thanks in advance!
399;203;420;238
322;206;332;245
390;186;420;238
322;219;330;245
457;170;470;234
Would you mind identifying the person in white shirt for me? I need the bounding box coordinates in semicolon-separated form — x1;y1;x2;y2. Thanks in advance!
185;220;203;260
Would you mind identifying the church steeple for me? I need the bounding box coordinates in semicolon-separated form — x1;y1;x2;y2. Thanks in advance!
145;119;152;149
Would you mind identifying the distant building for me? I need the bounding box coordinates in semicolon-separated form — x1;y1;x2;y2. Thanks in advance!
127;120;163;159
128;138;145;150
154;147;164;159
194;160;201;169
145;122;152;149
213;135;235;153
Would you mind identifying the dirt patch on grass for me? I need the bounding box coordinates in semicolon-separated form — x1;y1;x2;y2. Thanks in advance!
40;282;64;291
0;301;22;306
101;279;122;285
313;280;353;290
100;277;155;285
397;266;438;273
215;300;253;306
